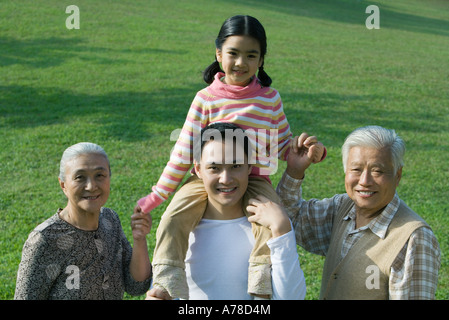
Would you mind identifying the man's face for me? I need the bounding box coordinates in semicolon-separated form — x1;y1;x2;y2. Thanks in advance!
195;139;252;218
345;146;402;217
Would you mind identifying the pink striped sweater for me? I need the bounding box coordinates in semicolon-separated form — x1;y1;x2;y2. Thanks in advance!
138;72;293;213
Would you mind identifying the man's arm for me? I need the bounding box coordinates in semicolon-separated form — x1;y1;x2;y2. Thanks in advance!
247;196;306;299
276;135;347;257
389;227;441;299
268;227;307;300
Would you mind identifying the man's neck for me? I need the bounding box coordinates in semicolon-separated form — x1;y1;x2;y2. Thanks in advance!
203;201;245;220
355;207;385;229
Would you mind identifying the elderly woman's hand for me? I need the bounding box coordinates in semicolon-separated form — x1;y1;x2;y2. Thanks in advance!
131;205;152;241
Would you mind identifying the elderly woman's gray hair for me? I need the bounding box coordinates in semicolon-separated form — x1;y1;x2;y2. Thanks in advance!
59;142;111;181
341;125;405;174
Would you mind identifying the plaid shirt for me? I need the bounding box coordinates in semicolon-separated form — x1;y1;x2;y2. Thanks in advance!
276;172;441;300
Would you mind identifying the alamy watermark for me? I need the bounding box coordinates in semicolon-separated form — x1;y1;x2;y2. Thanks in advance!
65;265;80;289
66;5;380;31
366;265;380;290
366;5;380;29
66;5;80;30
65;4;380;31
169;124;280;175
58;263;380;291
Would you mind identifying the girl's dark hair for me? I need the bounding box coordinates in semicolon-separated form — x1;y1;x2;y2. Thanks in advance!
203;15;272;87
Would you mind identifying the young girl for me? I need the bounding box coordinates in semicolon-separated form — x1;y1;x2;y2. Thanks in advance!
137;15;325;299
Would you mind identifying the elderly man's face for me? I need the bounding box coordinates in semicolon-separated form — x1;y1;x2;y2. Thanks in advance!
345;146;402;217
59;153;110;215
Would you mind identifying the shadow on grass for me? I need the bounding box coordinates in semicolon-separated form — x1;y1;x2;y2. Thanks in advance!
281;90;449;151
0;84;198;142
228;0;449;37
0;36;187;68
2;83;446;153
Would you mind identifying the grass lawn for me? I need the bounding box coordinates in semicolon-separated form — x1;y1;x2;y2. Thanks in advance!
1;0;448;300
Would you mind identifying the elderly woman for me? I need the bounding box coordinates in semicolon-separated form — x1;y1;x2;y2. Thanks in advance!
14;142;152;299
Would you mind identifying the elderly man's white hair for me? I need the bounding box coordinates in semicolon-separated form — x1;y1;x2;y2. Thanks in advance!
342;125;405;174
59;142;110;182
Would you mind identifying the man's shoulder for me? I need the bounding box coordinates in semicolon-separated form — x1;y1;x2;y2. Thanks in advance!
334;193;354;215
395;199;429;227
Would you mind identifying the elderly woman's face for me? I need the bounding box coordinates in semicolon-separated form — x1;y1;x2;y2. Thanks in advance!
59;153;110;215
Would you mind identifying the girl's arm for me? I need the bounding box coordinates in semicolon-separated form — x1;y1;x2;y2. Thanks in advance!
138;94;208;213
274;99;292;161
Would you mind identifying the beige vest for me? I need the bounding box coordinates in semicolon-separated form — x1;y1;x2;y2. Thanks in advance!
320;196;428;300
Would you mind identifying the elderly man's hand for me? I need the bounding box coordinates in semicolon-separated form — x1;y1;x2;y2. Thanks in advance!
287;133;324;179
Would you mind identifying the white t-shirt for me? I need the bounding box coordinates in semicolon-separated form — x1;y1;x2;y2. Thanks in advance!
185;216;306;300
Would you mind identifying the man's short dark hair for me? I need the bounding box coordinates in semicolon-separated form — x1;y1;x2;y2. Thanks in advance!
194;122;252;163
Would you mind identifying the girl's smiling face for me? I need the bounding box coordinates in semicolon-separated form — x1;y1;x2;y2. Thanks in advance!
216;35;263;86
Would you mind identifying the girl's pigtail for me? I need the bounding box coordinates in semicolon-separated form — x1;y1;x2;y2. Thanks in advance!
203;60;223;84
257;65;272;87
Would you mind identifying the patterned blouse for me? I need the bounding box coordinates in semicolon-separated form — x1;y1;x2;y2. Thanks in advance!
14;207;151;300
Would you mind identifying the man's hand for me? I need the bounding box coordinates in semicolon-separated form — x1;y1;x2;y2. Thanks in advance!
247;195;291;238
145;287;173;300
287;133;325;179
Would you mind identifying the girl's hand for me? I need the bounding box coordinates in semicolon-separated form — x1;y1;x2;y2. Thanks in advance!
247;195;291;238
131;205;152;241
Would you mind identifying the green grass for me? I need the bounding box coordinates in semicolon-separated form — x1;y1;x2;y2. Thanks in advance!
1;0;448;300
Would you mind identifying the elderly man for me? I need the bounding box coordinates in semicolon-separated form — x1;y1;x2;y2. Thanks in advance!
276;126;440;299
